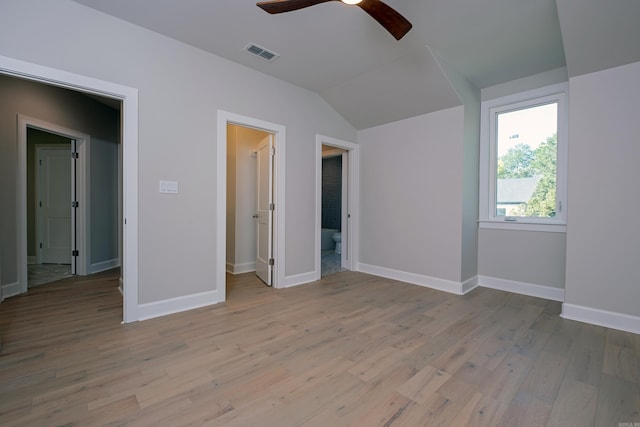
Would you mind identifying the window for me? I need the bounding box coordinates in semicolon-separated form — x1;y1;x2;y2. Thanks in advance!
479;83;568;231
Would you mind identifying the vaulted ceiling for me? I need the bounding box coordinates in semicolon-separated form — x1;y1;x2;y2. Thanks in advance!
72;0;640;130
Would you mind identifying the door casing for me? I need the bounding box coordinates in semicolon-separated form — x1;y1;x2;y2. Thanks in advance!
2;54;139;323
217;110;286;301
315;135;359;280
21;117;90;280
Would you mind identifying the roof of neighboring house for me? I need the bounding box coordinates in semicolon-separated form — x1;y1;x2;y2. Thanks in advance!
497;177;541;204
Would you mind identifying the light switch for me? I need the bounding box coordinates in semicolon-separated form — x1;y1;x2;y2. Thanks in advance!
159;180;179;194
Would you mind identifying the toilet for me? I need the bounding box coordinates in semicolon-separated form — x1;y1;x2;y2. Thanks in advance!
332;232;342;254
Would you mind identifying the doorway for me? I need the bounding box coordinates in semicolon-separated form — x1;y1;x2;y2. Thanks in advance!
1;54;139;323
226;124;275;286
217;111;286;301
315;135;359;280
20;117;91;287
320;146;347;276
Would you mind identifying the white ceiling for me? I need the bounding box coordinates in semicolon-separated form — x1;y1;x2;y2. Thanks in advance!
72;0;640;130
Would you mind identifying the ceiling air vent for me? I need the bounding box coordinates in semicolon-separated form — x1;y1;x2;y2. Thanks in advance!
243;43;279;62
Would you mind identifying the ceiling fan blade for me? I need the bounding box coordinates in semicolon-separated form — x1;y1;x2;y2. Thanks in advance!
357;0;412;40
256;0;336;14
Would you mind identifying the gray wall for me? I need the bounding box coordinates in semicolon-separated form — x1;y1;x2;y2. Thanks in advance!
565;61;640;317
0;74;119;285
437;54;481;283
358;106;466;282
357;50;480;286
479;229;566;288
0;0;356;304
90;136;119;265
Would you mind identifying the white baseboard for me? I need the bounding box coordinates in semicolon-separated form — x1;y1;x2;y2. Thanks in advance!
561;303;640;335
2;282;21;299
461;275;479;294
281;271;318;288
357;263;467;295
138;289;220;321
90;258;120;274
477;275;565;301
226;262;256;275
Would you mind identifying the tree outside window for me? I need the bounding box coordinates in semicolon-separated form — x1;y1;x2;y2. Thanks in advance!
496;102;558;218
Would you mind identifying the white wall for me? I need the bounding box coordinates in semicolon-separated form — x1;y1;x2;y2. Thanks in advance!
0;0;356;307
564;61;640;320
358;106;466;284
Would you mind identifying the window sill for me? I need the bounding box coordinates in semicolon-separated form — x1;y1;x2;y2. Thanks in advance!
479;220;566;233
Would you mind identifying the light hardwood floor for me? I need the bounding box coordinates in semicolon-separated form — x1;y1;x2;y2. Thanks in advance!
1;269;638;426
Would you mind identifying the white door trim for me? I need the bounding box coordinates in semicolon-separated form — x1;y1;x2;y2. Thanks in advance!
26;120;90;275
315;135;359;280
1;54;139;323
217;110;286;301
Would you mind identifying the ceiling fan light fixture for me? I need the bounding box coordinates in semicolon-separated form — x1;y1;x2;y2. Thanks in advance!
256;0;412;40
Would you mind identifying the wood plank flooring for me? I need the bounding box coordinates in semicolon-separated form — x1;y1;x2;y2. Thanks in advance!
1;269;639;426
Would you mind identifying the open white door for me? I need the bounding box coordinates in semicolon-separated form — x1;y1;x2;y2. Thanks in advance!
38;148;73;265
255;135;274;286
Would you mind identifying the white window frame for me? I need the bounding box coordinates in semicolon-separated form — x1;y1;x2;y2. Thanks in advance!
479;82;568;232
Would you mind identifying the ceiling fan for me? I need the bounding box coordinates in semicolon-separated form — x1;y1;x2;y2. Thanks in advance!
256;0;412;40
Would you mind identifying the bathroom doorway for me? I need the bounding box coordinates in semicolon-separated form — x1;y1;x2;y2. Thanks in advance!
315;135;359;279
320;146;346;276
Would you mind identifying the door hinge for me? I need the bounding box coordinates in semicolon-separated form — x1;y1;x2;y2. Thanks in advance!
39;201;42;208
72;250;79;256
39;242;42;249
270;147;275;156
72;201;79;208
72;152;79;159
268;258;275;266
269;203;275;211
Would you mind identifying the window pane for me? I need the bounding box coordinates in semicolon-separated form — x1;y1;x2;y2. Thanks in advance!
496;103;557;218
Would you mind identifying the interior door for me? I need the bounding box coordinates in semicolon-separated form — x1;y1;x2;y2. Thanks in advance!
39;148;72;264
255;135;274;286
